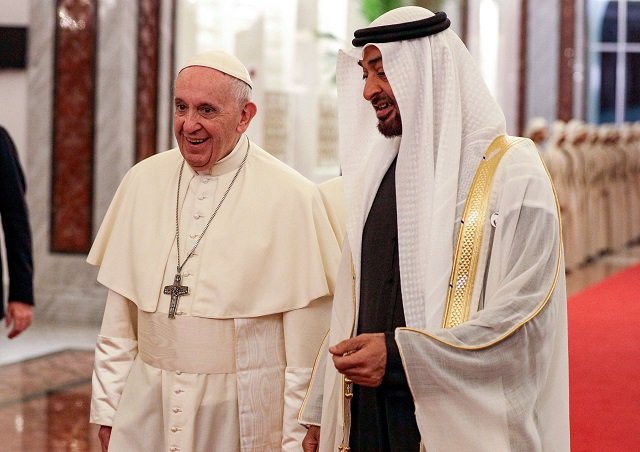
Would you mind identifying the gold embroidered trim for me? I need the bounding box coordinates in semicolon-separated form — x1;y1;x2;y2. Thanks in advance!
442;135;524;329
339;258;357;451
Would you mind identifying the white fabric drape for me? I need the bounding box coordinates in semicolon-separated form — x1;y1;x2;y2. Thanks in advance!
88;138;337;319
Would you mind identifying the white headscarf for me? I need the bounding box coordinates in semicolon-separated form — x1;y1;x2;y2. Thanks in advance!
337;6;506;329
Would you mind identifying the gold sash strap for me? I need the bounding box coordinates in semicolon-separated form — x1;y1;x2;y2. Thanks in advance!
138;311;236;374
442;135;524;329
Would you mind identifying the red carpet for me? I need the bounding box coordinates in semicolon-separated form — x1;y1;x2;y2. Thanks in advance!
569;264;640;451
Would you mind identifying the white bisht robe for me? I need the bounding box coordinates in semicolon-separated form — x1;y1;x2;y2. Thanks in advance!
88;136;340;451
301;140;569;452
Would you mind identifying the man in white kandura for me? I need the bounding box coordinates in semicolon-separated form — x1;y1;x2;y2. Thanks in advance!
300;7;569;452
88;50;340;451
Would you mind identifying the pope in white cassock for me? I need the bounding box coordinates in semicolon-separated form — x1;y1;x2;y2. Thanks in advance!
88;50;340;451
300;7;570;452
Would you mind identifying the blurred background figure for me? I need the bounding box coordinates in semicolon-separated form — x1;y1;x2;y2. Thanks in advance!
524;116;550;156
0;125;34;339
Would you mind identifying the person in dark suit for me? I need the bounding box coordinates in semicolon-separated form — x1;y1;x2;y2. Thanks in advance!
0;125;34;338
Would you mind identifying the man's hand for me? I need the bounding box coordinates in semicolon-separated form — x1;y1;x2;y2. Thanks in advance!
5;301;33;339
329;333;386;387
302;425;320;452
98;425;112;452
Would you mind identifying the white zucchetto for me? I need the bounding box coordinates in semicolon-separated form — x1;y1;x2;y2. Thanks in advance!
179;50;252;88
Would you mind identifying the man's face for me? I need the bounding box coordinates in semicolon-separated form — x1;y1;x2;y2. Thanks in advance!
359;45;402;137
173;66;255;171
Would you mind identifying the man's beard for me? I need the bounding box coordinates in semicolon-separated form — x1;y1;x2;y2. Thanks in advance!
378;115;402;137
371;94;402;137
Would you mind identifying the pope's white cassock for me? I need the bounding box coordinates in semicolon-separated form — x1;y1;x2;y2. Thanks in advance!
299;7;569;452
88;135;340;451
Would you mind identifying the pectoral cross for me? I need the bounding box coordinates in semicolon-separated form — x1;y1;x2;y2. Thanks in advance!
163;273;189;319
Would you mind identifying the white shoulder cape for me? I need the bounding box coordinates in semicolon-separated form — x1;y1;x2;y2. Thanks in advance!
88;141;340;318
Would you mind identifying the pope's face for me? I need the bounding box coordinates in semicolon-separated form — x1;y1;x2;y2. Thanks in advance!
173;66;255;171
359;45;402;137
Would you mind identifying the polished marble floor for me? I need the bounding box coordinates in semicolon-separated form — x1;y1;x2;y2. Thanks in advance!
0;245;638;451
0;323;100;451
0;350;100;451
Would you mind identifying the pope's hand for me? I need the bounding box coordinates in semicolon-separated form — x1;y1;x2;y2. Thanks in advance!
329;333;386;387
98;425;112;452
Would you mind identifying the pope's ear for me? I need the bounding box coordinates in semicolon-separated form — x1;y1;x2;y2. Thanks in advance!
237;102;257;133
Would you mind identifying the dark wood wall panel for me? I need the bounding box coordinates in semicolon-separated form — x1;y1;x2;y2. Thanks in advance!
168;0;177;150
50;0;97;253
518;0;528;135
135;0;161;162
558;0;576;121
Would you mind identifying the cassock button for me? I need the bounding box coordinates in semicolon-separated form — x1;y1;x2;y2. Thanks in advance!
173;407;181;413
174;389;183;394
170;448;180;452
176;370;182;375
189;233;198;239
203;178;210;184
193;213;202;219
198;195;206;200
171;426;179;433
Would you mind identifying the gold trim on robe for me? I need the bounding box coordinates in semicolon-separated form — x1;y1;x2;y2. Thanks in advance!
442;135;525;328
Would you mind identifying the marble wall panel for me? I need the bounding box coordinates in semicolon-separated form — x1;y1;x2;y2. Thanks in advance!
558;0;576;121
30;0;103;325
94;0;137;229
50;0;97;253
27;0;175;325
158;0;177;152
526;0;560;124
136;0;161;162
518;0;528;134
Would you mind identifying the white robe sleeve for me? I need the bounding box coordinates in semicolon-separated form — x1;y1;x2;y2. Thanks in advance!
281;295;332;450
297;331;329;427
90;290;139;426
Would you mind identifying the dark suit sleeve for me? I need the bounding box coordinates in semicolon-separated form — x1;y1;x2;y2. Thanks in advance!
0;126;34;309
